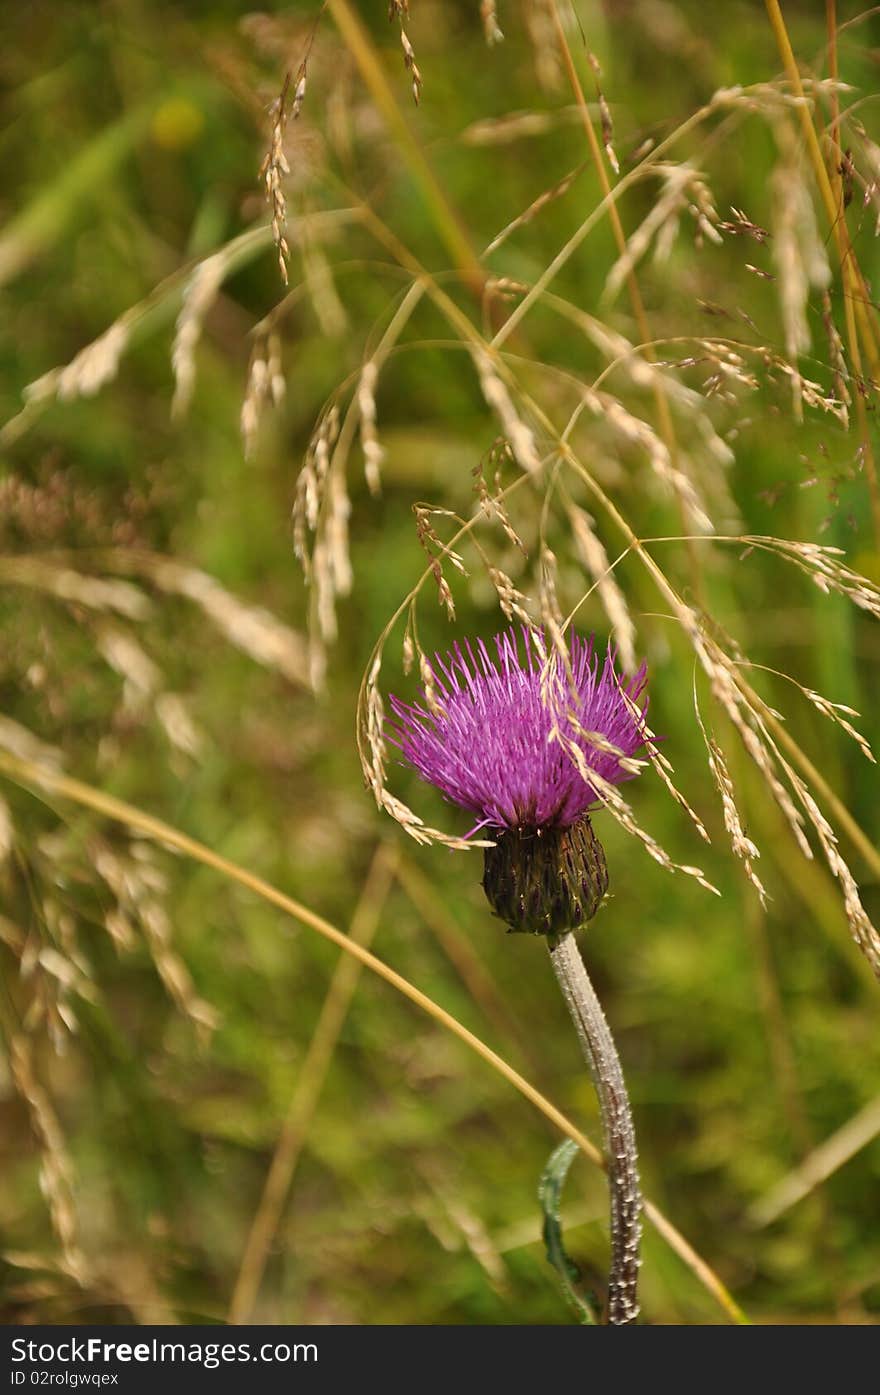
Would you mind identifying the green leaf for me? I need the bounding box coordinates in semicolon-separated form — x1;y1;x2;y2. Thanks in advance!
538;1139;599;1325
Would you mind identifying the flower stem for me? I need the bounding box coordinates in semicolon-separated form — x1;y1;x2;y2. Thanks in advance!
548;932;642;1325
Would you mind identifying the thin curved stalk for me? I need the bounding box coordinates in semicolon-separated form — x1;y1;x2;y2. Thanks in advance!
765;0;880;544
228;842;397;1324
325;0;483;296
546;0;704;602
548;933;641;1325
0;747;747;1324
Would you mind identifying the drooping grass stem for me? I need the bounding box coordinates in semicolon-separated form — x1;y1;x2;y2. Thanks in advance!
548;932;642;1325
0;746;748;1324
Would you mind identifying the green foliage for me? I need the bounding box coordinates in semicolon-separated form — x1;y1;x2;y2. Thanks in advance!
1;0;879;1327
539;1140;598;1323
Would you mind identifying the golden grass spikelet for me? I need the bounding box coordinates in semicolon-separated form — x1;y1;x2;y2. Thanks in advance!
848;117;880;235
645;725;712;846
357;361;385;495
692;683;767;903
473;440;528;553
771;125;831;417
417;649;443;716
698;340;760;395
8;1035;87;1284
738;536;880;618
11;884;98;1052
586;49;618;175
293;408;340;573
523;0;563;92
564;309;699;411
92;842;218;1036
603;163;721;305
707;733;766;902
241;332;286;459
363;653;388;805
657;598;814;873
717;205;770;243
0;557;150;620
472;350;542;475
547;720;719;895
379;788;491;851
389;1;422;104
779;760;880;977
328;468;353;598
358;629;495;852
413;505;468;620
26;324;130;406
798;689;874;763
820;290;851;426
31;940;98;1035
580;388;712;533
567;503;637;676
0;716;63;771
95;626;160;707
483;165;583;256
3;550;309;689
171;252;228;421
461;109;574;146
480;0;504;46
301;226;348;338
291;285;424;670
139;898;219;1039
537;549;571;692
687;621;815;863
313;538;338;643
155;692;204;760
488;567;533;626
735;654;875;765
260;71;295;283
142;556;309;686
8;227;274;448
0;793;12;863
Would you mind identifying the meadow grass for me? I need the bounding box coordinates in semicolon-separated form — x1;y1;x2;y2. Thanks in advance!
1;0;879;1324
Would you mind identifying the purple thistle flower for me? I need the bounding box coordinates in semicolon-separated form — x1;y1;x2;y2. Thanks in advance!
391;628;648;1313
389;628;650;837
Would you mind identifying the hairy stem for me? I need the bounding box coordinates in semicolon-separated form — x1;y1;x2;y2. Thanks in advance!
548;933;641;1325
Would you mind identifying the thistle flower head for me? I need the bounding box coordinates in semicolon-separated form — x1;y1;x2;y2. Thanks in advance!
389;627;650;837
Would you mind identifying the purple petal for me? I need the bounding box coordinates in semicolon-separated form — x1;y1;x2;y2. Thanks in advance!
388;627;650;832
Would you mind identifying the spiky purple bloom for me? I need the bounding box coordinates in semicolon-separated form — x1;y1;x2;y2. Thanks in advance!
389;628;649;836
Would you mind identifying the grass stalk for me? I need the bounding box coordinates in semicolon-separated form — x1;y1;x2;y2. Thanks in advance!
765;0;880;543
228;842;397;1324
547;1;705;598
325;0;484;296
0;747;748;1325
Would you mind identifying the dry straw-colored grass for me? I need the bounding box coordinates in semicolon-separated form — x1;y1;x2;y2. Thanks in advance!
0;746;747;1325
3;0;880;1326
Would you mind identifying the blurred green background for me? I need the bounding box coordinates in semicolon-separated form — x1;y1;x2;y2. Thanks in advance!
1;0;879;1325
